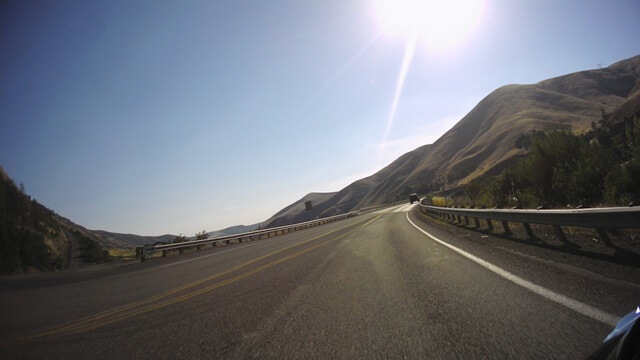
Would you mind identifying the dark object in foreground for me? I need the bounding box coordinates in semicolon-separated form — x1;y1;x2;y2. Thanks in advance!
584;307;640;360
409;193;419;204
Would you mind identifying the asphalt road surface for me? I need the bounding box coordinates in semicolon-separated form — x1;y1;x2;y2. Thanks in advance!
1;204;639;359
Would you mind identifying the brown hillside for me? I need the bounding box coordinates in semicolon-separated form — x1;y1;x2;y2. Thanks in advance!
266;55;640;226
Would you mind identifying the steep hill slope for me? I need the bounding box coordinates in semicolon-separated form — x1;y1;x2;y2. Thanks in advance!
0;166;108;273
266;55;640;227
264;192;336;228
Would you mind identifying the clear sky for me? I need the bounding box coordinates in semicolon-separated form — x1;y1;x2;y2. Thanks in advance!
1;0;639;236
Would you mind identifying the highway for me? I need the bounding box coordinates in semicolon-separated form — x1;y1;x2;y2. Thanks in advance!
1;204;639;359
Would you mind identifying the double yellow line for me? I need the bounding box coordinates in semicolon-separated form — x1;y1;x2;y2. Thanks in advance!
19;214;380;342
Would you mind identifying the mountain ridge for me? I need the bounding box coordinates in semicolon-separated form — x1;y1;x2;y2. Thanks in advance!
265;54;640;227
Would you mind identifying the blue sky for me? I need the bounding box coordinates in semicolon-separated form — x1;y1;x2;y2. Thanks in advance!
1;0;639;236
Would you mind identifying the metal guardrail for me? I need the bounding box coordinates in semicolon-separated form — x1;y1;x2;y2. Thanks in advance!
136;211;358;261
357;195;424;215
419;204;640;247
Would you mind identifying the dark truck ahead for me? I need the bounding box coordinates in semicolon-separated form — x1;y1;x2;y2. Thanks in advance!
409;193;419;204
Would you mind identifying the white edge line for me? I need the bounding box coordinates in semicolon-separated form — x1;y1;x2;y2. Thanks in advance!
405;212;618;326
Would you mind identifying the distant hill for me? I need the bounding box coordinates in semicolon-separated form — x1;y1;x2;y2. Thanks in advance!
264;192;336;228
207;223;261;238
92;231;175;247
266;54;640;226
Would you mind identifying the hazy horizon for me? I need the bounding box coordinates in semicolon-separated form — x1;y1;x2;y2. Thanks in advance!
2;0;640;236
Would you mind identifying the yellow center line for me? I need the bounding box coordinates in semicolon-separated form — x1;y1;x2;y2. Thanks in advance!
58;235;349;337
361;210;389;227
19;215;377;341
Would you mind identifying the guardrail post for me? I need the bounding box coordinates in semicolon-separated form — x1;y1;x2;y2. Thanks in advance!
553;225;568;243
486;218;494;231
162;250;167;257
473;217;480;228
501;221;511;235
136;246;145;262
464;215;469;226
595;228;614;247
513;206;534;238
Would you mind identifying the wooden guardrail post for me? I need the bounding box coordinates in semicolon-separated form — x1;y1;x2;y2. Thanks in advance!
512;206;534;237
486;218;494;231
501;221;511;235
553;225;568;243
535;206;567;244
522;222;534;238
595;228;614;247
136;246;145;262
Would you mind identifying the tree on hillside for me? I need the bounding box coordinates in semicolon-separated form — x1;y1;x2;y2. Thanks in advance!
173;234;187;243
512;130;614;206
604;114;640;204
195;230;208;240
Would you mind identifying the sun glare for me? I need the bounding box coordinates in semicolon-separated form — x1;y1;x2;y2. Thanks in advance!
375;0;484;50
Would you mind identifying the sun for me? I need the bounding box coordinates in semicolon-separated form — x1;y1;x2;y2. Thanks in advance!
375;0;484;51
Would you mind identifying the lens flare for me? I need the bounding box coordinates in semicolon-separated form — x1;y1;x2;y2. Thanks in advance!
378;34;417;166
375;0;484;51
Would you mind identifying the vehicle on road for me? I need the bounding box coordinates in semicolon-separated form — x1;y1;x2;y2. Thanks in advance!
584;307;640;359
409;193;419;204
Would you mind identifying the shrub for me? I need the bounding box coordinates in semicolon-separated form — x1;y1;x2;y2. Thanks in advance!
173;234;187;243
76;232;110;263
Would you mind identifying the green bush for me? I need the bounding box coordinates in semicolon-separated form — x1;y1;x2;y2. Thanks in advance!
76;231;110;264
455;116;640;209
0;220;54;273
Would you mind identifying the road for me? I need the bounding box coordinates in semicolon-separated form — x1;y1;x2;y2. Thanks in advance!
1;204;639;359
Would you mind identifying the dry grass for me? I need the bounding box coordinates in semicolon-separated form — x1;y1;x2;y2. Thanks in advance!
108;248;136;260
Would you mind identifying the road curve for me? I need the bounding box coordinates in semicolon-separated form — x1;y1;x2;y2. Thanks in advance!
1;204;638;359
